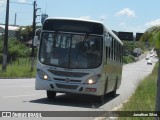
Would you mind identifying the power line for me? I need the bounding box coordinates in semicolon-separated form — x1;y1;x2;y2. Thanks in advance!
1;0;42;25
0;0;7;2
0;0;33;5
10;1;33;5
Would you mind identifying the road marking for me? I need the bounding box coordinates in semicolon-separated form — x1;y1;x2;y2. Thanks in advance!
2;94;37;99
20;85;34;88
123;69;151;72
0;85;34;88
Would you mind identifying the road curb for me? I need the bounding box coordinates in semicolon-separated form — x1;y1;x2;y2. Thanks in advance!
93;99;129;120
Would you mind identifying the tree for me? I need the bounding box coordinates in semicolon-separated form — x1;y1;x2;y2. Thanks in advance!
16;26;33;42
141;25;160;119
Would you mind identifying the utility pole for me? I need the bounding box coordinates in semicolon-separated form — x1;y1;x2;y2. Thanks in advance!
2;0;9;72
31;0;40;72
14;13;17;26
31;0;36;72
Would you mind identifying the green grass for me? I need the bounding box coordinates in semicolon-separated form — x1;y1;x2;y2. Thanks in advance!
119;63;158;120
123;55;136;64
0;58;36;78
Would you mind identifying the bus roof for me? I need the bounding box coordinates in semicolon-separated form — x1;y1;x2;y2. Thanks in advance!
106;27;123;45
43;17;123;45
44;17;103;24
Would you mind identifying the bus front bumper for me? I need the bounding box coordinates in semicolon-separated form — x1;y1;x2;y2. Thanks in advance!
35;75;103;96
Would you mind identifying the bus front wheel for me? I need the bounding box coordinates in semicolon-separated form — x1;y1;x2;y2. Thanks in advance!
46;91;56;99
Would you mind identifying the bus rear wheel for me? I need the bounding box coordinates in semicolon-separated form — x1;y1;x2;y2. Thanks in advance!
46;91;56;99
96;95;105;103
109;89;116;97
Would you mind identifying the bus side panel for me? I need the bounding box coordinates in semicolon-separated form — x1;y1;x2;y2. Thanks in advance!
117;63;123;89
104;59;123;94
104;59;114;93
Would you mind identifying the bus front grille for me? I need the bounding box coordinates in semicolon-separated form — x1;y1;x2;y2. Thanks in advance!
54;78;82;83
56;83;78;90
48;70;89;77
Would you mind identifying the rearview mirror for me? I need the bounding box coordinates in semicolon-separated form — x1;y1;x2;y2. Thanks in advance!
33;36;39;46
34;28;41;46
105;36;112;47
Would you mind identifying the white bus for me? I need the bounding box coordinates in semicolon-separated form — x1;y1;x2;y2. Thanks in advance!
35;18;123;102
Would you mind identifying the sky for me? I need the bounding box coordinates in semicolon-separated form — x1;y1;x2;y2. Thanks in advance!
0;0;160;34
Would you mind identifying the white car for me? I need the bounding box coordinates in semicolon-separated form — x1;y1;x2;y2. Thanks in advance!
147;59;152;65
145;56;150;60
150;54;154;57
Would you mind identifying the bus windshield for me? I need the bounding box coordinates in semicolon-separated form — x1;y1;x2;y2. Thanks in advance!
39;32;103;69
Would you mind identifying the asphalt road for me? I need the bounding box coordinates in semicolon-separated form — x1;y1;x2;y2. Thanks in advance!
0;57;158;120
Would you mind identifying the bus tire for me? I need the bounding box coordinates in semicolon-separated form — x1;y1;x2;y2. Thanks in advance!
47;91;56;99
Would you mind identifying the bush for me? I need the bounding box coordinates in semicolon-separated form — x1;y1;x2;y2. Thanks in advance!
123;41;147;55
123;55;135;64
0;37;31;63
122;40;148;64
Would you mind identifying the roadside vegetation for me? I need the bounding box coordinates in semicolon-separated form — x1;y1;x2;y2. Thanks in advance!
0;36;36;78
119;63;158;120
122;40;147;64
140;25;160;112
0;37;31;63
0;58;36;78
123;54;135;64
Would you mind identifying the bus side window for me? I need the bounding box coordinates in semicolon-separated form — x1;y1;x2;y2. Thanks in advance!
114;40;116;61
105;34;111;60
106;46;108;59
118;43;119;62
116;42;118;61
109;35;112;59
117;42;118;61
120;45;122;63
111;38;114;60
117;43;120;62
108;47;111;59
115;41;116;61
121;46;123;63
118;43;121;62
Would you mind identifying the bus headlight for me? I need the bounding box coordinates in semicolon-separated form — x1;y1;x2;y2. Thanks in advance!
37;69;50;80
85;75;98;84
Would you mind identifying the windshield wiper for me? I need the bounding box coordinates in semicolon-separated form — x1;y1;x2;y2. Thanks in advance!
52;32;58;58
83;33;89;42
